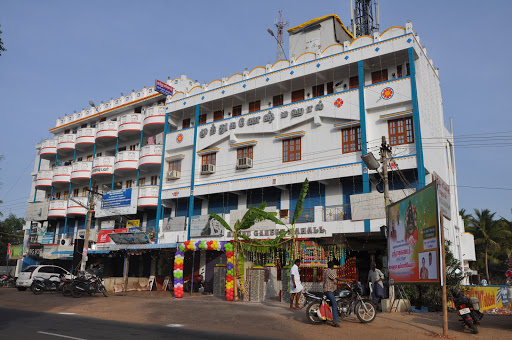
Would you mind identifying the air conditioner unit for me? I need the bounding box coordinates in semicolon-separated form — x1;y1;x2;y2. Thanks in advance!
237;157;253;169
201;164;215;174
167;170;181;180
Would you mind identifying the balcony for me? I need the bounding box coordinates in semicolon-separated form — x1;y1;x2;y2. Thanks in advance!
138;144;162;171
57;134;76;155
143;105;166;134
118;113;142;138
137;185;159;208
323;205;352;222
288;208;315;224
52;166;72;187
40;139;57;159
35;170;54;190
67;196;88;216
95;121;118;144
75;127;96;150
48;199;68;218
114;151;138;175
91;156;115;178
70;161;92;183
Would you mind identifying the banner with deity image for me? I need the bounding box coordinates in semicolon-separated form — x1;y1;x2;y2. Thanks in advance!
387;182;441;285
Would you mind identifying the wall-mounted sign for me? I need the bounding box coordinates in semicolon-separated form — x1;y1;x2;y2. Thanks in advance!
162;216;186;232
101;220;115;230
109;232;151;245
41;232;55;245
7;244;23;260
96;188;138;217
126;220;140;228
432;172;451;220
190;214;224;238
25;202;49;221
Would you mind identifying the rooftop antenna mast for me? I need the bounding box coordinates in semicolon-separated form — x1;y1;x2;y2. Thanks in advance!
274;10;288;61
351;0;380;37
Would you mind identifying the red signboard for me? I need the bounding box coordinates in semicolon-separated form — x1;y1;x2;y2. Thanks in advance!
97;228;128;244
155;80;174;96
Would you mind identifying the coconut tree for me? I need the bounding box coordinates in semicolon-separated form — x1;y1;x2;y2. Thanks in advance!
459;208;472;231
289;178;309;260
467;209;512;284
210;202;285;301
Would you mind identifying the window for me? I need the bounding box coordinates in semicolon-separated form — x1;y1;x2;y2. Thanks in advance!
134;106;142;113
129;144;137;151
73;189;79;197
349;76;359;89
63;191;68;200
312;84;324;98
388;117;414;146
54;267;67;275
114;182;122;190
232;105;242;117
46;193;51;202
342;127;361;153
126;180;133;188
72;128;77;134
182;118;191;129
64;129;70;134
291;89;305;103
90;122;96;128
406;62;410;76
248;100;260;113
76;157;83;162
38;267;54;274
202;153;216;166
237;146;253;160
371;69;388;84
168;160;181;171
157;99;165;105
118;146;127;152
55;192;61;199
282;138;301;163
397;65;403;78
327;82;334;94
100;117;106;122
150;176;158;185
138;177;146;186
96;152;102;157
82;187;88;197
273;94;283;107
81;124;87;128
198;114;207;125
213;110;224;121
86;155;93;161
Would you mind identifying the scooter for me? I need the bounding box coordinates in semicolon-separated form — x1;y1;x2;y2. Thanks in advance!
183;275;205;293
31;275;62;294
451;269;483;334
304;281;376;324
70;272;108;298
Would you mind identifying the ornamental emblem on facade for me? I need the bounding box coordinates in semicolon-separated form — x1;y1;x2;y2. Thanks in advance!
176;134;184;143
381;87;394;100
334;98;344;108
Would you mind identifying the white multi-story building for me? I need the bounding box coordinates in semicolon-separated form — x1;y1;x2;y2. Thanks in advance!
23;14;472;280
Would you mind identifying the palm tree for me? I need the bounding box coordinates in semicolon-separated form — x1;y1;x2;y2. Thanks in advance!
467;209;512;284
210;202;285;301
459;208;472;231
290;178;309;260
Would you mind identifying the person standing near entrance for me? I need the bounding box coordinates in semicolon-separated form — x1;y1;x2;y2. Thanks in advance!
368;262;385;312
289;259;303;310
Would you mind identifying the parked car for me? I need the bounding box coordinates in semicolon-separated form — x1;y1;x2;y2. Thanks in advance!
16;265;71;291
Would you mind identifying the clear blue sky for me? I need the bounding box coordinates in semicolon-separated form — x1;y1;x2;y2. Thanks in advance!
1;0;511;220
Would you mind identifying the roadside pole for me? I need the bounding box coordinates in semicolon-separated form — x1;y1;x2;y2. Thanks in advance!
380;136;394;305
80;189;95;272
440;215;448;335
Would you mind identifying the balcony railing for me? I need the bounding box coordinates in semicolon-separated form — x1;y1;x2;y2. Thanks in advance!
96;121;118;140
143;105;166;131
138;185;159;207
138;144;162;168
70;161;92;182
48;199;68;218
40;139;57;159
288;208;315;224
114;151;138;173
35;170;54;189
52;166;72;185
57;134;76;153
76;127;96;148
67;196;88;216
92;156;115;176
323;205;352;221
118;113;142;135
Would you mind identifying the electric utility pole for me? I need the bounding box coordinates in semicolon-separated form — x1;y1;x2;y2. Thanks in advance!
70;188;98;273
380;136;394;304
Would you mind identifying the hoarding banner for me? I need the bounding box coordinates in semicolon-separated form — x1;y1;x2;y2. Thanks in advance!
25;202;49;221
96;188;138;217
351;189;415;220
190;214;225;238
126;219;140;228
432;172;451;220
41;232;55;245
162;216;186;232
155;80;174;96
109;232;151;245
387;182;441;285
96;228;129;244
452;286;512;314
8;244;23;260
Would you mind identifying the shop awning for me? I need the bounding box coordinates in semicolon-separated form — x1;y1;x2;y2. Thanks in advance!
96;243;177;252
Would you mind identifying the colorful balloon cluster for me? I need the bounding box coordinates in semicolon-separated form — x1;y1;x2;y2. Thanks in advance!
173;248;184;298
224;242;235;301
173;240;234;301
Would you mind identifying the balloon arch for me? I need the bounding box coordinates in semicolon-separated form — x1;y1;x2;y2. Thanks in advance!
173;240;235;301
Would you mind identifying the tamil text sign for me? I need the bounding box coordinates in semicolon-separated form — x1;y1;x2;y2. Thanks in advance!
96;188;138;217
388;183;441;285
155;80;174;96
8;244;23;260
432;172;451;220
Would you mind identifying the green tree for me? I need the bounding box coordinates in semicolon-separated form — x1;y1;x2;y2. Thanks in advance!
0;25;5;56
459;208;472;231
289;178;309;261
0;214;25;265
210;202;285;301
467;209;512;284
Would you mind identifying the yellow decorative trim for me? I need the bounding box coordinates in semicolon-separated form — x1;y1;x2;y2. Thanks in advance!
226;73;243;82
165;154;185;161
321;43;343;55
275;131;306;140
295;51;316;62
287;14;354;40
248;66;266;76
349;35;374;47
187;85;203;94
229;141;257;148
271;59;290;69
380;110;413;119
207;79;222;87
380;26;406;37
334;120;360;128
197;147;220;155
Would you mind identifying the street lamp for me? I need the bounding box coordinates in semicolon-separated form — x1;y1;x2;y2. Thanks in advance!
267;28;287;60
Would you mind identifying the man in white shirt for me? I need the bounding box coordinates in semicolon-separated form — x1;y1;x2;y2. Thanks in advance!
368;262;385;312
289;259;303;310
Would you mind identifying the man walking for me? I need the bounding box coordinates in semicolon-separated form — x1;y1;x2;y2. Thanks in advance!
289;259;303;310
368;262;385;312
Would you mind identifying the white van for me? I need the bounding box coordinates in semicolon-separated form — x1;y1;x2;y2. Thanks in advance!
16;265;71;291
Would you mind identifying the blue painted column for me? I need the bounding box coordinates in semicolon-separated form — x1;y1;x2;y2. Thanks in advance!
63;149;77;234
340;246;346;267
33;157;42;203
136;130;144;186
408;47;425;188
49;154;58;201
155;111;170;244
83;143;97;231
358;60;371;232
111;137;119;189
187;104;201;240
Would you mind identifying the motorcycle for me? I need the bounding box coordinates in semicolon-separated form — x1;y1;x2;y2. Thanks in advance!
451;270;483;334
0;274;16;288
70;272;108;298
183;275;205;293
31;275;63;294
304;281;376;324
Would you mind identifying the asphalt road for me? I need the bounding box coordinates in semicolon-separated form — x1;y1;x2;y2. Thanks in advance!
0;307;274;340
